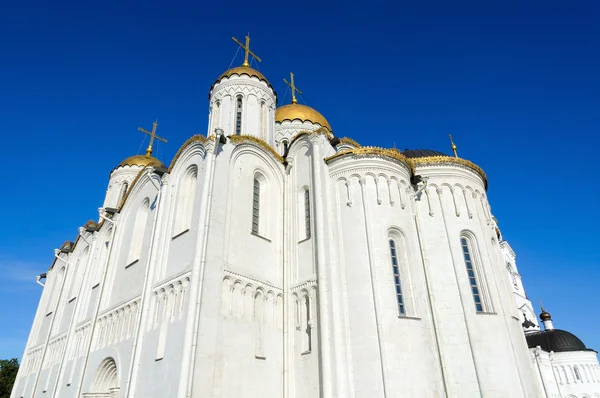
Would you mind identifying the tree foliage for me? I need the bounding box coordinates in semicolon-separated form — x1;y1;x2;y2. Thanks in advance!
0;358;19;398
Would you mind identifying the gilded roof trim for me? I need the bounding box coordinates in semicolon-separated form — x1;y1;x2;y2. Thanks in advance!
325;147;411;169
228;135;285;163
110;155;165;175
168;134;210;172
409;156;488;189
289;127;332;146
60;241;75;253
339;137;361;147
83;219;99;232
290;131;310;145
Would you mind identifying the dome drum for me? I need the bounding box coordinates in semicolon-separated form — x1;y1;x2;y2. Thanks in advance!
209;66;276;98
405;149;488;190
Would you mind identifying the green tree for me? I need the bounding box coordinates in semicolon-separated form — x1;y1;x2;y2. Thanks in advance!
0;358;19;398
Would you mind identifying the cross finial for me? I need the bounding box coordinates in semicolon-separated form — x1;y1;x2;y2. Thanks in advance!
232;35;261;68
284;72;303;104
138;120;168;157
449;134;458;158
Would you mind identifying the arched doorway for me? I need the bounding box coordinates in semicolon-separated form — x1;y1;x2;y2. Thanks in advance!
84;357;119;397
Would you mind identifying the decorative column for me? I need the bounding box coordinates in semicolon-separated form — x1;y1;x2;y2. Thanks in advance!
358;176;389;397
125;171;170;397
178;130;223;398
309;134;334;396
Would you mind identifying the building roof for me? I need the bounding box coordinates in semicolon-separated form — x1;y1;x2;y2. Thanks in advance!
210;66;275;95
275;103;332;132
117;154;165;169
402;149;449;158
526;329;591;353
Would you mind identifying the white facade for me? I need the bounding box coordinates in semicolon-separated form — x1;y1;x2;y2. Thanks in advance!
500;229;600;398
531;348;600;398
12;60;598;398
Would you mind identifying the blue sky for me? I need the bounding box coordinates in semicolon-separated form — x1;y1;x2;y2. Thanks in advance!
1;1;598;360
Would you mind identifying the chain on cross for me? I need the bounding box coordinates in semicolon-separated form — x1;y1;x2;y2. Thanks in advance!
232;35;262;68
284;72;303;104
138;120;168;157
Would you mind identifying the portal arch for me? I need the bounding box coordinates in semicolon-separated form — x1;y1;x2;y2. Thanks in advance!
85;357;119;397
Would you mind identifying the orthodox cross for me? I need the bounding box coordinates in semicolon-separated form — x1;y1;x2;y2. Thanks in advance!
138;120;167;157
449;134;458;158
232;35;262;67
284;72;303;104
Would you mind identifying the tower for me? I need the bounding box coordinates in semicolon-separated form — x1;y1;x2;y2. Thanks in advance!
207;36;277;144
102;121;166;211
275;72;332;155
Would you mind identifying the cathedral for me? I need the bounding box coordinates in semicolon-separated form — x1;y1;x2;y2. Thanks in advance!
11;37;600;398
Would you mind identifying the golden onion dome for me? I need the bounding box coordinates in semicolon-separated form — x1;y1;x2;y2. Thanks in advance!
118;154;165;169
275;103;332;132
210;66;274;94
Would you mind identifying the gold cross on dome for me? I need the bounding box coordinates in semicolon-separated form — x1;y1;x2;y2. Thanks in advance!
284;72;303;104
232;35;262;67
449;134;458;158
138;120;168;157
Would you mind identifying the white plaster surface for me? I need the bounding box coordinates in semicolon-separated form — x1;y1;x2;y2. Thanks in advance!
11;70;598;398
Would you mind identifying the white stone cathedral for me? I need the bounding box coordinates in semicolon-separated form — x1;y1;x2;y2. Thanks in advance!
12;37;600;398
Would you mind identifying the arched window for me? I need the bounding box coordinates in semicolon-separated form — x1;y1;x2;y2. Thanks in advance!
460;236;485;312
212;100;221;133
128;198;150;265
173;165;198;236
47;266;66;315
252;178;260;234
304;188;311;239
117;182;128;206
235;96;243;135
260;101;266;140
254;290;265;358
299;293;311;353
281;139;289;155
69;247;90;301
574;366;581;381
389;239;406;315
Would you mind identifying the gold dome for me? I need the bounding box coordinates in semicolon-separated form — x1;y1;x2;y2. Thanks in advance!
218;66;267;82
118;154;165;169
210;66;274;93
275;103;331;132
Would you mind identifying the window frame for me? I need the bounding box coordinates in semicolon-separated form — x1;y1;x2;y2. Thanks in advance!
117;182;128;207
304;188;311;239
389;238;406;316
281;139;289;155
252;178;260;234
172;165;198;237
235;96;243;135
459;234;493;313
127;198;150;265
